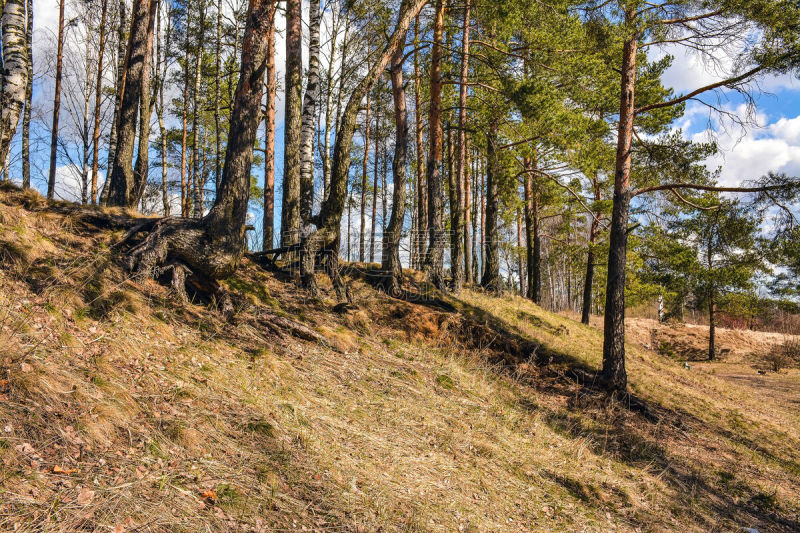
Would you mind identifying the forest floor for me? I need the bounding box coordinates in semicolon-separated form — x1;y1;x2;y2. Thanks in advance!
1;183;799;532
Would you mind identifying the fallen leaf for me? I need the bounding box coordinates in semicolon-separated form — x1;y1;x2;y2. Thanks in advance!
77;487;95;506
20;362;32;373
200;489;217;505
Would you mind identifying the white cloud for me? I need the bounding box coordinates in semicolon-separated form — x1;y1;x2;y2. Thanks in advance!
689;112;800;187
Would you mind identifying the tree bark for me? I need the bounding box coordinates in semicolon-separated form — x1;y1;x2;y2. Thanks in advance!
413;15;427;270
601;26;638;393
0;0;28;176
214;0;223;191
46;0;66;200
369;108;381;263
321;9;338;201
262;2;277;249
707;240;716;360
281;0;302;246
106;0;157;207
132;0;158;208
90;0;109;205
81;26;94;205
191;3;206;217
452;0;470;292
708;290;716;360
480;153;485;280
517;208;525;296
481;121;501;291
581;174;602;325
359;93;370;262
380;41;409;292
300;0;321;228
100;0;127;206
128;0;275;282
179;2;191;216
156;3;172;215
370;109;380;263
423;0;446;290
464;137;472;283
471;149;479;281
21;0;32;189
299;0;428;295
447;127;456;279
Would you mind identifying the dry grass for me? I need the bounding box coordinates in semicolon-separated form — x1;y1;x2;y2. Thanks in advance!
0;186;799;532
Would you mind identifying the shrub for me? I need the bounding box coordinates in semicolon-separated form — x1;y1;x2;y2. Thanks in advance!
762;337;800;372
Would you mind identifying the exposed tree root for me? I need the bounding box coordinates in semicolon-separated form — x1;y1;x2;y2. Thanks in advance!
254;310;338;351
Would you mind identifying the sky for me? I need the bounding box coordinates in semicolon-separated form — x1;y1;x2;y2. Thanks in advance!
9;0;800;243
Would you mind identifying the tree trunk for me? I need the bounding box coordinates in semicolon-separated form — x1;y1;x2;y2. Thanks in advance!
100;0;127;205
464;138;472;283
334;16;349;137
452;0;470;292
262;2;277;249
300;0;321;228
523;158;534;300
581;174;602;325
179;2;192;216
1;0;29;174
90;0;109;204
321;9;338;201
708;240;716;360
128;0;275;283
132;0;158;208
21;0;32;189
46;0;66;200
191;4;206;217
480;155;486;279
708;292;716;361
413;15;427;271
601;27;638;393
359;93;370;262
447;128;456;280
281;0;302;246
370;109;380;263
299;0;428;295
517;208;525;296
380;41;408;292
106;0;158;208
156;3;172;215
481;121;501;291
423;0;445;290
81;27;94;205
214;0;223;191
532;190;541;303
471;149;479;282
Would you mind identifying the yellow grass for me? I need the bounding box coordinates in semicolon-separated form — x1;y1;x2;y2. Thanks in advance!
0;185;798;532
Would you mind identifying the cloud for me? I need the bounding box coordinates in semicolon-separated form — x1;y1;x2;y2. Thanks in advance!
688;112;800;187
657;42;800;96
